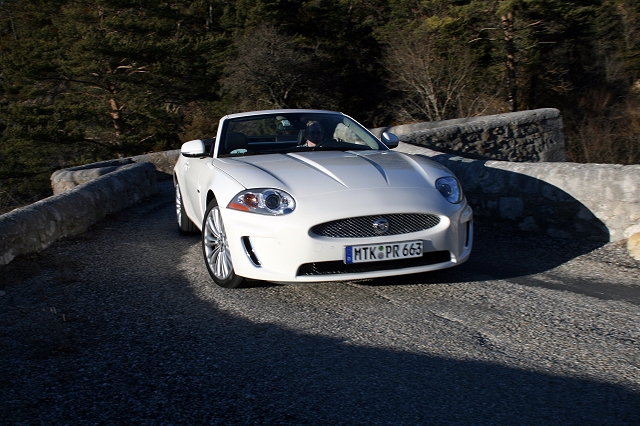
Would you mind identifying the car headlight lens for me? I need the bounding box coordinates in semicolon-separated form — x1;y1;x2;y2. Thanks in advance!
436;176;462;204
228;189;295;215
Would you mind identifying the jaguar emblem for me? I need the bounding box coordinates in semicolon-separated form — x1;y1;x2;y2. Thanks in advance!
372;218;389;234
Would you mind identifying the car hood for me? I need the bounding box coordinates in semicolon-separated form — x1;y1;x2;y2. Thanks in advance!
214;150;452;196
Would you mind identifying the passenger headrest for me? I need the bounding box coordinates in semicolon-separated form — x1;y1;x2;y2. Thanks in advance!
225;132;248;152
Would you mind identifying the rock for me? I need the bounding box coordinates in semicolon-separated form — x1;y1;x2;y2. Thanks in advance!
628;233;640;261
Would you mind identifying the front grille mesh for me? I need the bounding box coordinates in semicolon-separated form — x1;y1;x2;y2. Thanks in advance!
310;214;441;238
297;251;451;276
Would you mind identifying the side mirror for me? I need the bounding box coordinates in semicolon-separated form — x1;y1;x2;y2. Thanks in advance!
180;139;206;157
382;132;399;149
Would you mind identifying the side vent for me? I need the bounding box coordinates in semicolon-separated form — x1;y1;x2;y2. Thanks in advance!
465;221;472;248
241;236;261;267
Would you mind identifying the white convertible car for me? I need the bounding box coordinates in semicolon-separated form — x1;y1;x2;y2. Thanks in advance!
174;110;473;288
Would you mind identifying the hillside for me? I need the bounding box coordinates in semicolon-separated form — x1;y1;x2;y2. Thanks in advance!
1;0;639;211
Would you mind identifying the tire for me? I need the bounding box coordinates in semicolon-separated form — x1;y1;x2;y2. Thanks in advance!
202;200;246;288
175;181;198;234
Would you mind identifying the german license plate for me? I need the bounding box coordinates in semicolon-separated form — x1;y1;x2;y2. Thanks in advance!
345;240;423;264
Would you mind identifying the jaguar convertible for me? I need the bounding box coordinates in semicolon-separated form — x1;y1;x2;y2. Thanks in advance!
174;109;473;288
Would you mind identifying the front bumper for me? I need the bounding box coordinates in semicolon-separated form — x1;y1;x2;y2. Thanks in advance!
222;188;473;283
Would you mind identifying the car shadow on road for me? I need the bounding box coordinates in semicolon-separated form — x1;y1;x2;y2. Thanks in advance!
2;192;638;425
369;217;607;286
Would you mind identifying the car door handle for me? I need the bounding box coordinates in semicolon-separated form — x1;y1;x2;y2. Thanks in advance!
184;161;190;171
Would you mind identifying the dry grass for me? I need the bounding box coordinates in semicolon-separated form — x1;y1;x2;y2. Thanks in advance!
565;96;640;165
0;188;50;215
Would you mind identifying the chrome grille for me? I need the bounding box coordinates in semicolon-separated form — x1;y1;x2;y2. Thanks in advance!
310;214;441;238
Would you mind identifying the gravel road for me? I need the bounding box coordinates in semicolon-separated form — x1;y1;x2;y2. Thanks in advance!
2;180;639;425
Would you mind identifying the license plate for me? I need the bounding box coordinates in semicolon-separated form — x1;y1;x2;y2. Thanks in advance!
345;240;423;264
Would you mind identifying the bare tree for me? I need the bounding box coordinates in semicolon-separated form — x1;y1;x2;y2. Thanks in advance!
500;4;518;112
221;25;320;111
383;33;500;122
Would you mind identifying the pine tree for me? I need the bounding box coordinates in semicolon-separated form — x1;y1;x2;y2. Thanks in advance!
0;0;226;206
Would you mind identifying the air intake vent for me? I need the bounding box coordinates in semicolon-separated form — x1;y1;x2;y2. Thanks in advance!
241;236;261;266
297;251;451;276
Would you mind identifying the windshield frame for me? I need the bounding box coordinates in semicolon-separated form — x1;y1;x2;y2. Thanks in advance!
214;111;386;159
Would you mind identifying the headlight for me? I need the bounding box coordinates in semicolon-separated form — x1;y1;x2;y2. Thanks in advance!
436;176;463;204
228;188;295;215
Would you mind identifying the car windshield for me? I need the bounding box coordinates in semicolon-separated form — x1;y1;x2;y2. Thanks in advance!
216;112;385;158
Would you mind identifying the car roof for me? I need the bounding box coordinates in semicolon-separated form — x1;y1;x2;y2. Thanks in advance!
222;109;344;120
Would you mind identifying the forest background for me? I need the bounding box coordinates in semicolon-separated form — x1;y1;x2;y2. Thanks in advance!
0;0;639;212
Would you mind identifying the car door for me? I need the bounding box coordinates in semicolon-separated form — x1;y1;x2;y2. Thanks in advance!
181;156;210;224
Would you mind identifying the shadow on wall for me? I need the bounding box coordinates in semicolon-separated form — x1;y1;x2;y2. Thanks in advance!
425;153;611;243
2;192;638;424
357;149;617;293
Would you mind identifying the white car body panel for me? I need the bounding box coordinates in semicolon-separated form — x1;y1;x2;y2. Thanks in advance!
174;109;472;284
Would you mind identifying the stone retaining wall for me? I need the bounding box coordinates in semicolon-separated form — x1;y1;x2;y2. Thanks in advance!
373;108;566;162
0;162;157;265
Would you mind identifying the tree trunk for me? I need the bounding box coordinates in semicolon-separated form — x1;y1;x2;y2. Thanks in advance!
109;98;125;138
502;9;518;112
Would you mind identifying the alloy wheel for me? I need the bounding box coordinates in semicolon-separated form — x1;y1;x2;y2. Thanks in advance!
203;205;233;281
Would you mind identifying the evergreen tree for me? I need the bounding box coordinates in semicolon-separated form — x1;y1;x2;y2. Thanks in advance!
0;0;225;206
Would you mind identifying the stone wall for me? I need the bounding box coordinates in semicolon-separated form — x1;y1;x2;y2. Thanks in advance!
51;150;179;195
1;109;638;266
1;150;177;265
0;162;157;265
41;140;640;246
373;108;566;162
396;143;640;243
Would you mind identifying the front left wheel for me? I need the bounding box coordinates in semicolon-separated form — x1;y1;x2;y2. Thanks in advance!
202;200;246;289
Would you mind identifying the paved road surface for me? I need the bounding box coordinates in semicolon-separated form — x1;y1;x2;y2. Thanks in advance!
2;180;639;425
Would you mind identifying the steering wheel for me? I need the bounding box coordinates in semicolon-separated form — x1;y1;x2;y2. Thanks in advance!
313;138;344;149
313;139;328;149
